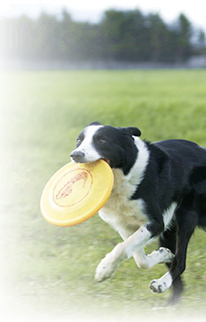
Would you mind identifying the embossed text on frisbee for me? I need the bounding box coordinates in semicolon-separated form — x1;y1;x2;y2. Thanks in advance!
52;168;93;208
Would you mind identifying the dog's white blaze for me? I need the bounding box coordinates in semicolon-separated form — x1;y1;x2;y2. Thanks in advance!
129;137;150;186
163;202;177;229
73;125;103;162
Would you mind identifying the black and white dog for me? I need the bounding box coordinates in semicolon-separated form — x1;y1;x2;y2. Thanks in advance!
70;122;206;305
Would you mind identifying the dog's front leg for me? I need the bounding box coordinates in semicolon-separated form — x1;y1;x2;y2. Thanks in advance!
95;225;152;282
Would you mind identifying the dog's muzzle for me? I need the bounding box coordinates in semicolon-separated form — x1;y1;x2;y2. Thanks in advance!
70;151;85;163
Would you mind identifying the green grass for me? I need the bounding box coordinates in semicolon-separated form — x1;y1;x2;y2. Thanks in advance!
1;69;206;321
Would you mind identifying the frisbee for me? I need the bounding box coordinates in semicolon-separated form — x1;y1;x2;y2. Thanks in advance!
40;160;113;227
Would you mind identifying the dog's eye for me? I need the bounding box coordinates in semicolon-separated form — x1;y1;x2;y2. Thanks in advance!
98;139;106;144
76;138;81;147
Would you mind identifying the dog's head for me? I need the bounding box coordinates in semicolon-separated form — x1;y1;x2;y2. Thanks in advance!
70;122;141;175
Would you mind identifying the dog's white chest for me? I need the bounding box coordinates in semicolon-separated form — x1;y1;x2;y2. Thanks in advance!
99;168;148;237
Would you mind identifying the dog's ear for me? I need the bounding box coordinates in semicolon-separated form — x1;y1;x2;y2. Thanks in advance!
119;127;141;137
88;121;102;126
127;127;141;137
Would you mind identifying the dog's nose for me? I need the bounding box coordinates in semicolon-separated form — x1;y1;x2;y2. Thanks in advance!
70;151;85;162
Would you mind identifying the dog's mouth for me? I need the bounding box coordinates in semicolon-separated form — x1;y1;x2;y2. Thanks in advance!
102;158;110;165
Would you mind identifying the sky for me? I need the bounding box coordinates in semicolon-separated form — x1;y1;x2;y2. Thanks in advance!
0;0;206;32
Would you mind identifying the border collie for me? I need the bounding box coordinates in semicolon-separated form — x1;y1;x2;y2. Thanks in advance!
70;122;206;305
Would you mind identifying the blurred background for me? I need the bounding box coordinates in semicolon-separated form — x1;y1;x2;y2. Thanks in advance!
1;2;206;322
0;0;206;69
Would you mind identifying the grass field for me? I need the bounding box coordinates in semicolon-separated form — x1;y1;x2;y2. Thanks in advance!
1;69;206;322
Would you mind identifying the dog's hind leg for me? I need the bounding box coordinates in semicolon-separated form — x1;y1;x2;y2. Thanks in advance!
150;207;198;299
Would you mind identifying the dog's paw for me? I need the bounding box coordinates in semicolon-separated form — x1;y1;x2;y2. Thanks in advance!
94;254;119;283
150;279;168;294
150;272;173;294
159;247;175;264
94;244;126;283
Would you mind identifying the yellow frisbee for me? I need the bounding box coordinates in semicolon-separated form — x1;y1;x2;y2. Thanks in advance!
40;160;113;227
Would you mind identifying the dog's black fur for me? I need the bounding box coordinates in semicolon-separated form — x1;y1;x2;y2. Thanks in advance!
71;122;206;305
138;139;206;304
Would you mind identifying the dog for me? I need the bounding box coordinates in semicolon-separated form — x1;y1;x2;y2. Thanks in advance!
70;122;206;305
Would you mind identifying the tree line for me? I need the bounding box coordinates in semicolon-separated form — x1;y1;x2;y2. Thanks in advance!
1;8;206;63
